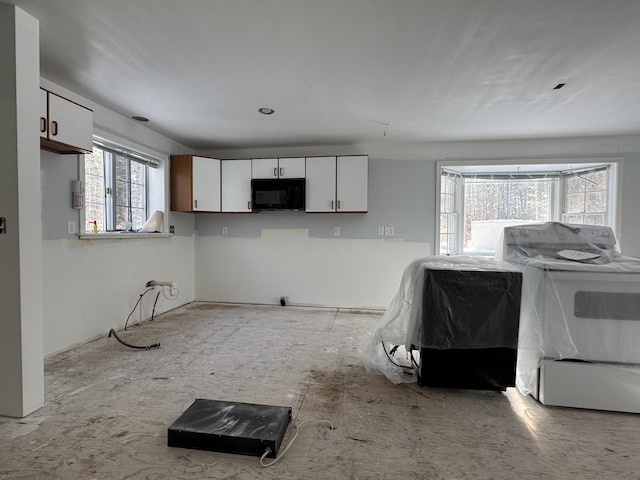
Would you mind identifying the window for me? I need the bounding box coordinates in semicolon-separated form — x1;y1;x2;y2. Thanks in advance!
83;138;159;233
562;167;608;225
436;160;620;255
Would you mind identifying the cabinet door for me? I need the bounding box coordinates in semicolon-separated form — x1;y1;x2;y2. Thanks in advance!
252;158;279;179
305;157;337;212
40;88;48;139
192;156;221;212
47;92;93;153
222;159;252;212
278;157;305;178
337;155;368;212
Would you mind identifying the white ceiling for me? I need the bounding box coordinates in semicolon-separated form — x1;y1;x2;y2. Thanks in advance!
7;0;640;151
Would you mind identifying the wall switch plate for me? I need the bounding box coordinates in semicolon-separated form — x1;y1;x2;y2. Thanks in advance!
0;217;5;235
384;226;395;236
67;220;77;235
169;225;175;234
333;226;341;236
222;226;228;236
378;226;384;236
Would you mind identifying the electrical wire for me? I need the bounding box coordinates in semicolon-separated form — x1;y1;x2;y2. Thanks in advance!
260;420;335;468
124;288;154;330
150;290;161;321
381;341;416;375
108;328;160;350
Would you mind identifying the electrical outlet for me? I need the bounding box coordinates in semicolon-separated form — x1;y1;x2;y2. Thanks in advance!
333;226;341;236
222;226;228;236
384;226;395;236
67;220;77;235
169;225;175;234
378;226;384;236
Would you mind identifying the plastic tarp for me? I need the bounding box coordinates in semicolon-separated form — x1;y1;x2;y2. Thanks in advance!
497;222;640;395
360;256;522;385
361;222;640;395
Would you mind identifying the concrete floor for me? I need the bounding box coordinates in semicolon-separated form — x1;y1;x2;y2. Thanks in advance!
0;302;638;479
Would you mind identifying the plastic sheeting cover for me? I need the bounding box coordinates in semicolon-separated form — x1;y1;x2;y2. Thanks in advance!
360;256;521;385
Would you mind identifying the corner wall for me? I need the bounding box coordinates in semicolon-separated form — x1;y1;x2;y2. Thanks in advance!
0;5;43;417
39;80;197;357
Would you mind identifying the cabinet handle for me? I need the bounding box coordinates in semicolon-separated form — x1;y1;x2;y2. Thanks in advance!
194;199;198;209
248;201;251;210
331;200;334;210
279;167;284;176
51;120;58;136
273;167;277;177
337;200;341;210
40;117;47;133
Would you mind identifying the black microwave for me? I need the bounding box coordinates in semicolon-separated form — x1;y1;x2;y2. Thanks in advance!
251;178;305;211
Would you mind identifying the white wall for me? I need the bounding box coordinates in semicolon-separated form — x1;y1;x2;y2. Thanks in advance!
0;5;43;418
196;231;429;309
42;236;195;356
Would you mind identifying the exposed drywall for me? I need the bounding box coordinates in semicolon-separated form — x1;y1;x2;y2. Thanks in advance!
42;236;195;357
195;231;429;309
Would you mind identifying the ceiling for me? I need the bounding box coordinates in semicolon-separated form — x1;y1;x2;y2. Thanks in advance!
7;0;640;151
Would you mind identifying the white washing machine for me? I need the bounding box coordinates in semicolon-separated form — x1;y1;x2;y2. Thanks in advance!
499;222;640;413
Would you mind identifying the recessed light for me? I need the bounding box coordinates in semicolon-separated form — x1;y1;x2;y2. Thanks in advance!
553;83;566;90
258;107;275;115
131;115;149;122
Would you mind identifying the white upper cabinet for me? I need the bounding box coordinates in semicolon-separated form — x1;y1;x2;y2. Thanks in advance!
40;88;93;154
278;157;306;178
222;159;252;212
192;156;221;212
337;155;368;212
305;155;368;213
252;158;279;178
305;156;337;212
252;157;305;179
170;154;220;212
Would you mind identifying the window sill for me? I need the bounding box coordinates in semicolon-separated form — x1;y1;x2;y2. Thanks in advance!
78;232;171;240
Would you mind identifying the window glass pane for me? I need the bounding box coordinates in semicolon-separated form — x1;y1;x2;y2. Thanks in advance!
565;192;585;213
84;149;105;232
115;206;128;230
131;208;145;229
115;155;128;181
563;213;584;224
115;180;130;207
131;183;145;208
463;177;552;253
584;213;605;225
564;176;584;194
586;191;606;212
130;161;145;184
585;170;607;191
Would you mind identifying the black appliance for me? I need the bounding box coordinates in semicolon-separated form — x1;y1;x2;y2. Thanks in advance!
168;398;292;458
251;178;305;211
417;268;522;391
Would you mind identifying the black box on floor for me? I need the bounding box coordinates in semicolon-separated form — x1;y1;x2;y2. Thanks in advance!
416;268;522;391
167;399;292;458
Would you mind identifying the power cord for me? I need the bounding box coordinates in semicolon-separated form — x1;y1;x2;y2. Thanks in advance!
259;420;335;468
108;328;160;350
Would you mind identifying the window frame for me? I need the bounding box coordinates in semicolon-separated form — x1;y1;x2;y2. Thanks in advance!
434;157;623;256
77;135;169;239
